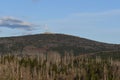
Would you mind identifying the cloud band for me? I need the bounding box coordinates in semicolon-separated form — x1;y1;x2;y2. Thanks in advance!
0;16;35;31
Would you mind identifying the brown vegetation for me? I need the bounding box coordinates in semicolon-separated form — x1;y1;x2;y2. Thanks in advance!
0;53;120;80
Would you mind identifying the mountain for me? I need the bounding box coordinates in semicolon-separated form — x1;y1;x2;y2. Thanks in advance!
0;33;120;55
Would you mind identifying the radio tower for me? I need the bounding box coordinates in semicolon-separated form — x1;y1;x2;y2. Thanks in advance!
44;24;52;34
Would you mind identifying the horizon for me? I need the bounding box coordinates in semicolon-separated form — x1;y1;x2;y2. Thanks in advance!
0;0;120;44
0;33;119;45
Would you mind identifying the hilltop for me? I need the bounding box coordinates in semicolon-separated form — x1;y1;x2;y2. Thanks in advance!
0;33;120;55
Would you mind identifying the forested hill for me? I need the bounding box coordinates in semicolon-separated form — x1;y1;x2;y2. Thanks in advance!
0;33;120;55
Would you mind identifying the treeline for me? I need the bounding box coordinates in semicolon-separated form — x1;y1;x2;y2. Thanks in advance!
0;53;120;80
91;51;120;60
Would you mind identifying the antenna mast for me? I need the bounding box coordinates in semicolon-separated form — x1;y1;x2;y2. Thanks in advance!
44;24;52;34
45;24;49;33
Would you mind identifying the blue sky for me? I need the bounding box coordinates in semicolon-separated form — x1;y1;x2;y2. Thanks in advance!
0;0;120;44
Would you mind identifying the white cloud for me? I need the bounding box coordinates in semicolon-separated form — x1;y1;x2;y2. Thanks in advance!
42;9;120;27
0;16;36;31
71;9;120;17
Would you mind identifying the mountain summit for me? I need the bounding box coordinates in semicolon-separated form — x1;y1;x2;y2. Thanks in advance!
0;34;120;55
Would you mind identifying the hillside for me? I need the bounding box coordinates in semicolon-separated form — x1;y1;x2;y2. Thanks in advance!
0;33;120;55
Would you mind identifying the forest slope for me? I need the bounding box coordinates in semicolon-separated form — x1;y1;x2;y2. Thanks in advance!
0;34;120;55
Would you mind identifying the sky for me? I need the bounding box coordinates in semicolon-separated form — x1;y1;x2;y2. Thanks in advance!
0;0;120;44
